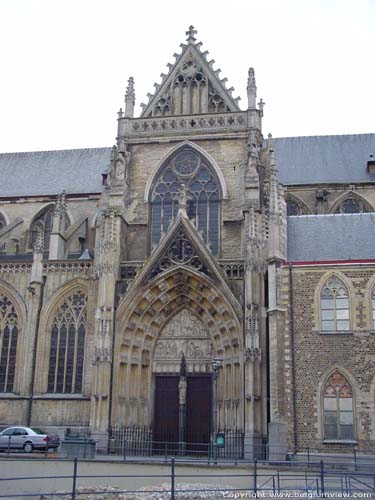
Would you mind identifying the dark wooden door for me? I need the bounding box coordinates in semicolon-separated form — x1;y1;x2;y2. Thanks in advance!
186;375;212;453
153;376;179;453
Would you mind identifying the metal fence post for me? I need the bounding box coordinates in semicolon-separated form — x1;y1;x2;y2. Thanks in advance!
353;448;357;471
253;458;257;495
320;459;325;498
72;456;78;500
171;457;175;500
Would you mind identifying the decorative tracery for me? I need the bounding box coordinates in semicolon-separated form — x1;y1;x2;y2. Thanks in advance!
334;197;369;214
323;371;354;440
150;148;221;255
47;291;87;393
320;276;350;332
0;293;19;393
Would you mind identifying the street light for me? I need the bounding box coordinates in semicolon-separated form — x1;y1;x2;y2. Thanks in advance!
211;356;223;446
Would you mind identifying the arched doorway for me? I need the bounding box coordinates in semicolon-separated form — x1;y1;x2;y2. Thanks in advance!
153;309;213;453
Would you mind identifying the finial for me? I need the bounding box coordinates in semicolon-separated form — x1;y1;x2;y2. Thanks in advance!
258;98;265;117
124;77;135;118
186;25;197;44
268;133;273;151
247;67;257;109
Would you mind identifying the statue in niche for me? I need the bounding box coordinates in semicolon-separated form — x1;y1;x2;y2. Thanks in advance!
114;148;131;181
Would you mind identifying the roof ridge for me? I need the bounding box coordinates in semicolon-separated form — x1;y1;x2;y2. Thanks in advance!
0;146;112;156
272;132;375;140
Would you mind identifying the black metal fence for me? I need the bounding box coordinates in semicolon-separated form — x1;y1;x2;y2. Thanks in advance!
0;456;375;499
108;426;245;460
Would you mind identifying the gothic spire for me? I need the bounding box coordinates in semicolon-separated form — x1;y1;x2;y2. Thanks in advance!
125;77;135;118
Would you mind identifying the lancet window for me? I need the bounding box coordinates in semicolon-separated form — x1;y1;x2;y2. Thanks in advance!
30;205;69;254
286;200;303;216
0;293;19;393
320;276;350;332
47;291;87;393
323;371;354;440
150;148;221;255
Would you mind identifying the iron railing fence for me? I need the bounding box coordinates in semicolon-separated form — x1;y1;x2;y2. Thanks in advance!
108;426;245;460
0;456;375;499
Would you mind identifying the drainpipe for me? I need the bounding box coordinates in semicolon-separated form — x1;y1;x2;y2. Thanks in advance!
26;274;47;427
288;265;298;452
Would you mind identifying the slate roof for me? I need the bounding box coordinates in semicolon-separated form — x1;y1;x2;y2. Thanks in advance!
273;133;375;185
1;133;374;197
287;213;375;262
0;148;112;197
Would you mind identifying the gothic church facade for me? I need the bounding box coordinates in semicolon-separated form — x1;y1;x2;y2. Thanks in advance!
0;27;374;456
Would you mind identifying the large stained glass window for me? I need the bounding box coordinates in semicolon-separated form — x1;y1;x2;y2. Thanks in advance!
150;148;221;255
320;276;350;332
47;291;87;393
323;371;354;440
0;293;19;393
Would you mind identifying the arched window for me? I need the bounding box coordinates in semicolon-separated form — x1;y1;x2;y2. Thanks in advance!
323;371;354;440
335;197;369;214
372;289;375;331
286;199;302;216
47;291;87;393
30;206;69;254
150;148;221;255
320;276;350;332
0;293;19;393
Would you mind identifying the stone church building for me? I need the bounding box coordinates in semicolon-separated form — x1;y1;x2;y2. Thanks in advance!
0;27;374;457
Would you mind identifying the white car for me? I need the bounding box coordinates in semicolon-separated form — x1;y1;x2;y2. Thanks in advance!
0;426;60;453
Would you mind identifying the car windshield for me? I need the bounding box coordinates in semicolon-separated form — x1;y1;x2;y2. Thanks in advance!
30;428;45;435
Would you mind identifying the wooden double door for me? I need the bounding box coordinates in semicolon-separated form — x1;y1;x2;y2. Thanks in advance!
153;375;212;454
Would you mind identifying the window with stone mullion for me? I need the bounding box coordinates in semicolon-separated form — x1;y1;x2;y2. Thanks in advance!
0;295;19;393
323;371;354;440
321;277;350;332
150;149;221;255
47;291;86;394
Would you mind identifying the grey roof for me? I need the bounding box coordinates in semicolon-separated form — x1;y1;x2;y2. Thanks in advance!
1;132;375;197
287;213;375;262
273;133;375;185
0;148;112;197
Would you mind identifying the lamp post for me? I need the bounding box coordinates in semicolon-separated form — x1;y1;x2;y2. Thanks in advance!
211;356;223;445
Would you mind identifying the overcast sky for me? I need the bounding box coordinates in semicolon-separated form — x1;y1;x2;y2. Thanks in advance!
1;0;374;153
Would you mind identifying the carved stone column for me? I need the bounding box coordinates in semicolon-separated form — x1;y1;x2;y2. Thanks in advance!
90;208;122;432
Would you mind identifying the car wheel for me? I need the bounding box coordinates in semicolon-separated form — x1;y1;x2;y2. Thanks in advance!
23;442;33;453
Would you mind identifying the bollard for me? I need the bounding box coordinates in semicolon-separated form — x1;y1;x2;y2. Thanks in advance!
171;457;175;500
72;456;78;500
320;460;325;497
253;458;257;495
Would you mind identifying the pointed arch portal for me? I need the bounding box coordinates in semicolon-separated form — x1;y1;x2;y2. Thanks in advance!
114;265;243;449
